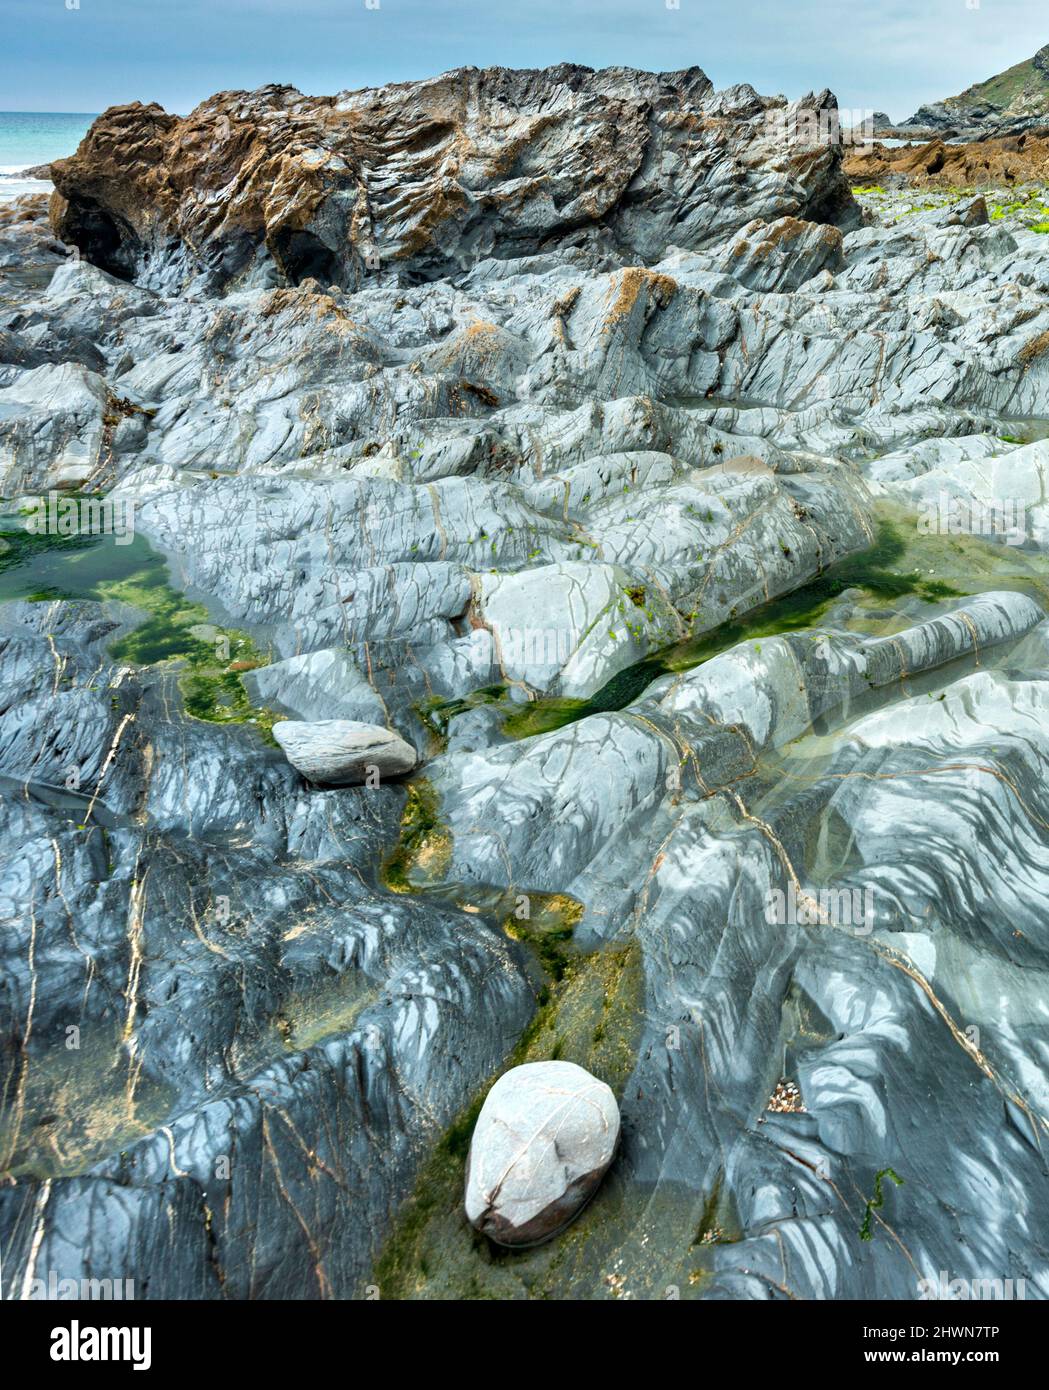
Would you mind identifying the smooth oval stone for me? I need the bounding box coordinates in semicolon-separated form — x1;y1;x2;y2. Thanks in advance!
272;719;416;785
465;1060;620;1247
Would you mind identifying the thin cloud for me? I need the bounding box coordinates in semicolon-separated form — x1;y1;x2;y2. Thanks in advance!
0;0;1044;118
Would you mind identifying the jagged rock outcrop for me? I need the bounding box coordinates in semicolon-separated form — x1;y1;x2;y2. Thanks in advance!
48;66;858;293
718;215;845;292
899;42;1049;139
844;131;1049;188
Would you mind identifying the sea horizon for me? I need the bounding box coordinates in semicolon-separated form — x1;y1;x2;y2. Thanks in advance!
0;110;98;200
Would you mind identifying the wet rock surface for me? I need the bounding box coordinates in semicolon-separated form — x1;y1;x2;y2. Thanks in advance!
1;66;1049;1301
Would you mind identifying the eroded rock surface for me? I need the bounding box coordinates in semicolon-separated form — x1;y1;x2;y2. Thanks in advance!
48;68;855;293
845;131;1049;190
1;66;1049;1302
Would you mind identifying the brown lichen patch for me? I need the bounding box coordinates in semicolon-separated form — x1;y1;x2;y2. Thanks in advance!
735;216;842;265
1018;328;1049;366
552;286;581;318
603;267;677;328
703;453;772;478
662;110;709;134
101;393;153;428
463;320;502;341
550;286;582;348
394;185;469;259
764;215;807;246
774;217;839;249
461;380;499;407
447;379;499;413
844;132;1049;188
257;286;355;327
429;321;511;377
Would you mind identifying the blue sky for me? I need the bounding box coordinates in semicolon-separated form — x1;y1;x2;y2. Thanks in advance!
2;0;1045;119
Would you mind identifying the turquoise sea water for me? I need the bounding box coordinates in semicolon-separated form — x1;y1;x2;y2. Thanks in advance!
0;111;97;200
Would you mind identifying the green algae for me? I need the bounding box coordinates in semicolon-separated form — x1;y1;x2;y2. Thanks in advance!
984;189;1049;227
503;892;584;982
380;780;452;892
0;523;97;580
503;693;589;740
855;183;1049;233
100;570;279;741
501;512;965;742
0;501;158;603
420;683;507;738
860;1167;905;1242
0;501;279;740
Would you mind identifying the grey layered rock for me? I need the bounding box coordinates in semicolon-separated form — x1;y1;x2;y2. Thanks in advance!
429;589;1045;891
49;68;857;293
478;562;683;699
244;647;388;725
0;362;110;491
719;216;846;292
273;719;417;784
2;60;1049;1303
465;1061;620;1246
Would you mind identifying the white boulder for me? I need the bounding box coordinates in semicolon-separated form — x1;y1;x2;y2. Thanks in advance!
272;719;416;785
465;1060;620;1247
